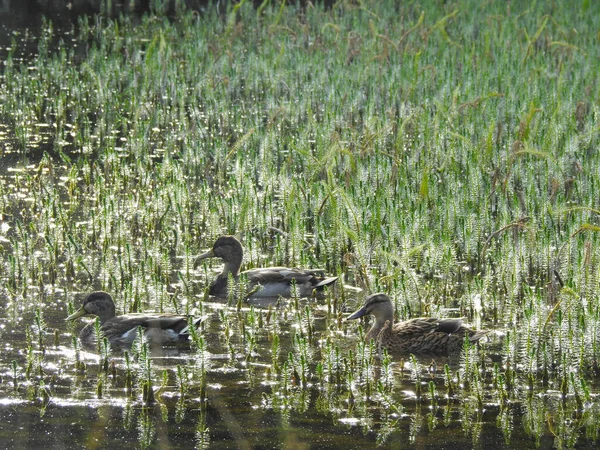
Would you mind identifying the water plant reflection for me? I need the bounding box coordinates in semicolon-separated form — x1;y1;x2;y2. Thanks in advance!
0;0;599;448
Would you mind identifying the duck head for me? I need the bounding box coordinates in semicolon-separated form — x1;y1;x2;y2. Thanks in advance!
347;293;395;325
196;235;244;276
65;291;116;324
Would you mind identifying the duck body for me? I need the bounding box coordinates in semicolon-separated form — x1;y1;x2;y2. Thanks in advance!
66;291;202;350
196;235;337;299
347;293;489;356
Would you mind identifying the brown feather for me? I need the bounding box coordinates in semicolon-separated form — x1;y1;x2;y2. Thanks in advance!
348;293;489;356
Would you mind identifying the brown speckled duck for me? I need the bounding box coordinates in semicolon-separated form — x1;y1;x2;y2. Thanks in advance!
347;293;489;355
195;235;338;299
66;291;203;350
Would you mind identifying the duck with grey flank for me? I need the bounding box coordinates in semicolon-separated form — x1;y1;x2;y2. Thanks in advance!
196;235;338;299
66;291;203;350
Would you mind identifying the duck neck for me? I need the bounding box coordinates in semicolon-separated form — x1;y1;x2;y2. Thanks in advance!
96;305;116;324
97;313;113;324
366;303;395;341
221;255;242;279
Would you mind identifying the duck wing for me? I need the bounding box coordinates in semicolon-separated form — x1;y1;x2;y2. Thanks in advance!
228;267;338;298
392;317;464;337
243;267;337;287
102;314;201;346
244;267;315;283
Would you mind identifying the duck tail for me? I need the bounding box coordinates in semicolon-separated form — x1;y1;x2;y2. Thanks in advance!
468;329;491;343
313;276;338;289
180;316;206;335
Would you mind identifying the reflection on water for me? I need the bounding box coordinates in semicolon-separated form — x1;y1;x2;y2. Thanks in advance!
1;294;597;449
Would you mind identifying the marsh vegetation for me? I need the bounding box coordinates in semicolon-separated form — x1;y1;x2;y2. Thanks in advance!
0;0;599;447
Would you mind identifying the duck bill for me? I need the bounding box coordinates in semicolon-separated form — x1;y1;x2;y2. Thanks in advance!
195;249;215;266
347;307;368;320
65;306;87;321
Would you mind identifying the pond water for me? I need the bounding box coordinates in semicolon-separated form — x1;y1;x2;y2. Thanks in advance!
0;295;563;450
1;2;599;449
0;284;591;449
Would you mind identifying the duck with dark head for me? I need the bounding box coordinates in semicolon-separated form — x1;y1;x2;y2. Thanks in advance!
196;235;338;299
66;291;203;350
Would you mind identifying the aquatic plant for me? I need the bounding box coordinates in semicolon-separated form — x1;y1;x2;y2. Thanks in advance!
0;0;599;447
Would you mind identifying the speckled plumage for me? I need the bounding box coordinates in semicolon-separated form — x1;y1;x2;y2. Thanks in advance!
66;291;203;350
195;235;338;299
347;293;489;355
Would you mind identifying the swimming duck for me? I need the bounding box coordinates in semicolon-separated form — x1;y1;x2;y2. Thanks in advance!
347;293;489;355
195;235;338;299
66;291;203;350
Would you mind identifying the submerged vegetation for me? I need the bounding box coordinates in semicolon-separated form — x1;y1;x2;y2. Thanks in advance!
0;0;599;447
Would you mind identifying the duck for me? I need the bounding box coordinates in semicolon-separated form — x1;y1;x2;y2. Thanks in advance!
195;235;338;299
65;291;203;350
347;293;489;355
